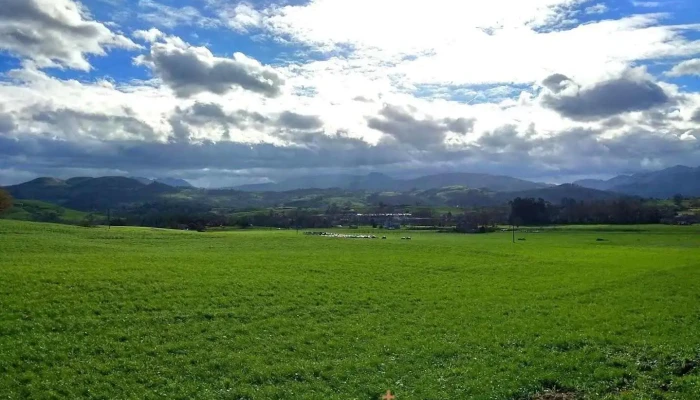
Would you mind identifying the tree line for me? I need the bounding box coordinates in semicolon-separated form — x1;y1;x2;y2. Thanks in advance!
507;197;680;226
1;188;696;230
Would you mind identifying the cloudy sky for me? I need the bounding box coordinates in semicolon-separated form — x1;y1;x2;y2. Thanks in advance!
1;0;700;187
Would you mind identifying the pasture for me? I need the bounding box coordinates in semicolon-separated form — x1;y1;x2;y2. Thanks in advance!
1;221;699;399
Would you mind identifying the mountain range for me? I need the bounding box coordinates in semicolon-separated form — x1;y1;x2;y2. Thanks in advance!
234;172;551;192
2;176;616;212
573;165;700;198
234;165;700;198
1;165;697;213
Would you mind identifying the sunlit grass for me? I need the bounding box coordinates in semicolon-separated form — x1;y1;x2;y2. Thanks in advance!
1;221;699;399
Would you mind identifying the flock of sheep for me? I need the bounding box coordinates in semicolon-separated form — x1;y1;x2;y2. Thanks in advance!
303;232;412;240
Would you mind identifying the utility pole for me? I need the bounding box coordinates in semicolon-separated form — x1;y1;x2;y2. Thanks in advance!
107;208;111;230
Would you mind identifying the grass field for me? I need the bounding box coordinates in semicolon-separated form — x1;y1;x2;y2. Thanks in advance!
1;221;699;399
2;200;95;224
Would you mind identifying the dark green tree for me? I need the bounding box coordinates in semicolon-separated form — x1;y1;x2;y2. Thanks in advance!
0;189;13;214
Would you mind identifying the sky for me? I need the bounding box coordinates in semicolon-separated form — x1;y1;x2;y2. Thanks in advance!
1;0;700;187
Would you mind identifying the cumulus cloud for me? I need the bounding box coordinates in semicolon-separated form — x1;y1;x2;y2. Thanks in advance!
167;102;326;143
133;28;165;43
31;108;157;141
540;73;671;120
222;3;264;33
367;105;474;149
136;35;284;98
0;0;140;70
667;59;700;77
169;102;268;141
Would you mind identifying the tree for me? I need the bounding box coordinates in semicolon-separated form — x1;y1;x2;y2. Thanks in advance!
0;189;13;214
509;197;550;226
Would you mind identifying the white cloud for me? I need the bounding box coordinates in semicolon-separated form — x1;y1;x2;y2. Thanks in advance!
133;28;165;43
265;0;587;50
221;3;264;33
539;70;672;121
666;58;700;77
244;1;700;89
0;0;140;70
135;35;285;98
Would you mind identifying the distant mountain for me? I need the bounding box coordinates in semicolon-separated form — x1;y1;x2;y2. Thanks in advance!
131;177;193;188
574;165;700;198
234;172;550;193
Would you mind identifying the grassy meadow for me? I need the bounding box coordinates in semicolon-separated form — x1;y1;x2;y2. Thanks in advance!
2;200;96;224
1;220;699;399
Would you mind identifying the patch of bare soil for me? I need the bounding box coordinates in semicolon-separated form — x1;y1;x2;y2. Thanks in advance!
532;390;577;400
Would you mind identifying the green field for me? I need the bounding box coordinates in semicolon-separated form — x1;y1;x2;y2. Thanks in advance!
2;200;96;224
1;221;699;399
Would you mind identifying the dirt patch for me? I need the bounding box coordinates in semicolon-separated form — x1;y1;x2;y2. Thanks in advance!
532;390;577;400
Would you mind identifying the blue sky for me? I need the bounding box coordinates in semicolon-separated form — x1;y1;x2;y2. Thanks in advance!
0;0;699;187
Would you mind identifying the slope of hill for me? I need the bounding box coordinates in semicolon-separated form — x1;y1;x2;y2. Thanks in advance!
1;199;96;224
574;165;700;198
